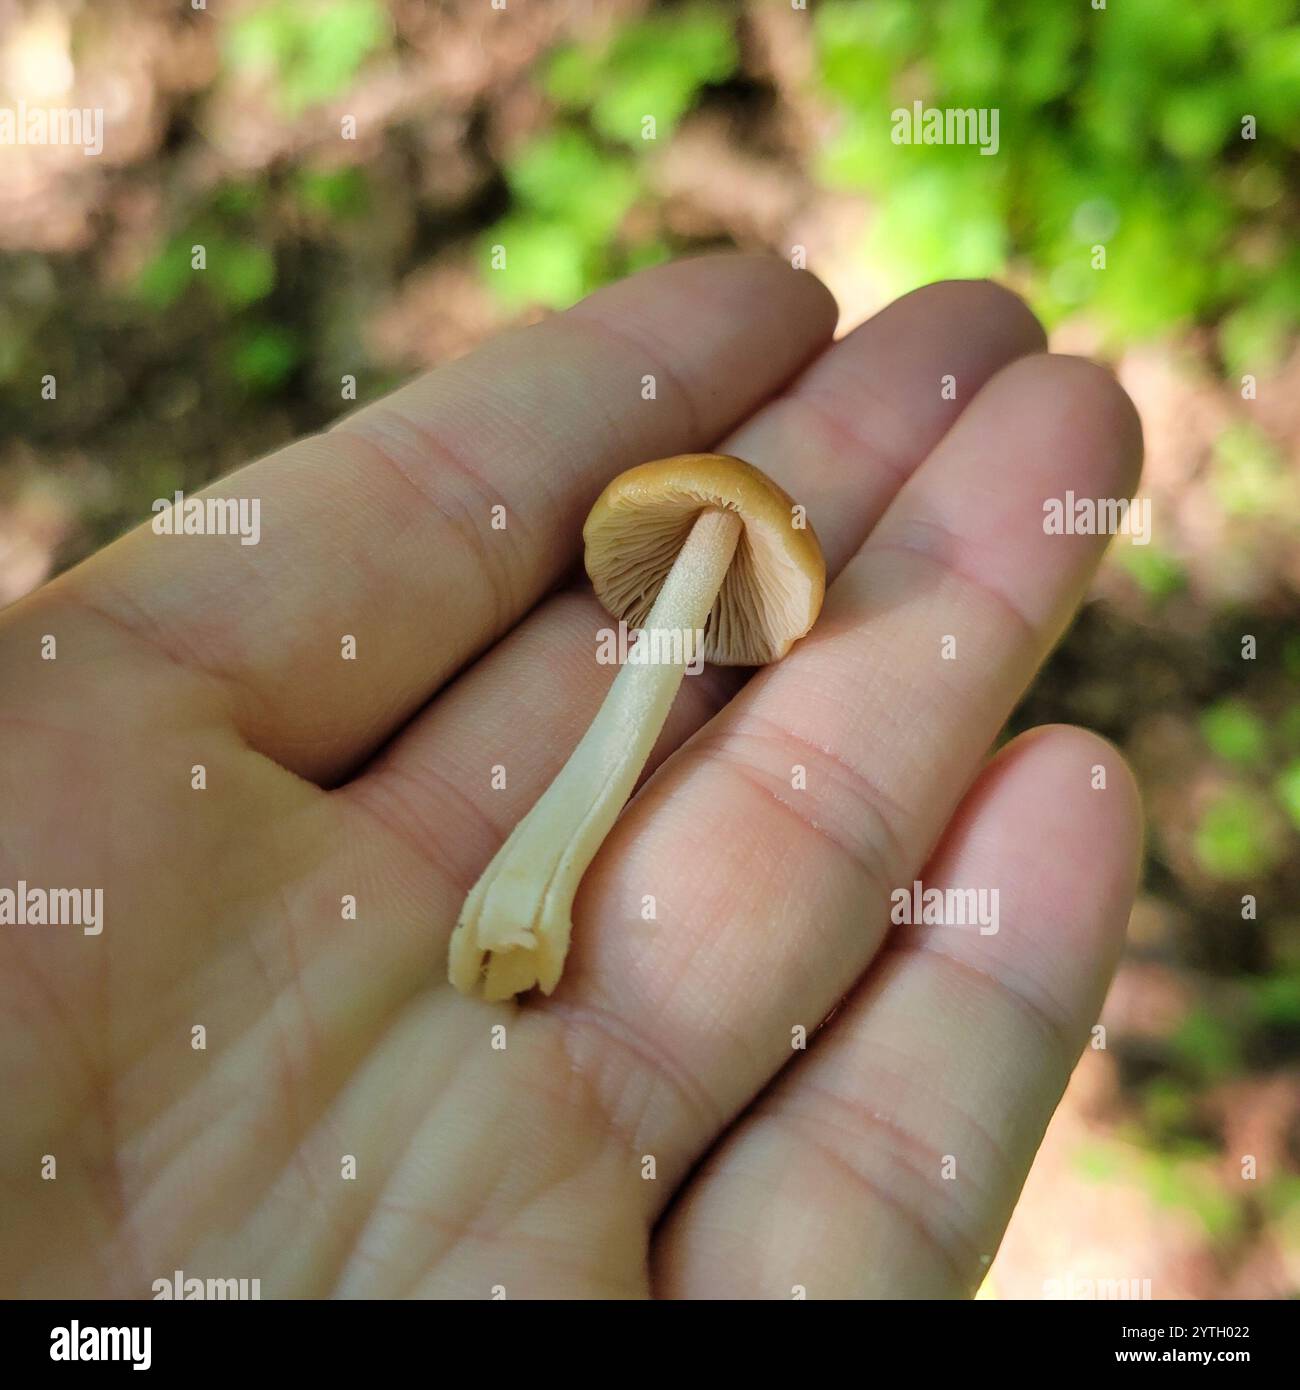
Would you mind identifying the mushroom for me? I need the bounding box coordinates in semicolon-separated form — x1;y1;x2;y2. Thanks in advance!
448;453;825;1001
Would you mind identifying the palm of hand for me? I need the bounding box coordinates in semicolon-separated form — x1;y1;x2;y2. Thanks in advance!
2;256;1142;1299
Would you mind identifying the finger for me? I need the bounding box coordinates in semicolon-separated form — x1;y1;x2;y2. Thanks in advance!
550;352;1143;1175
346;280;1046;885
38;254;836;782
653;725;1142;1298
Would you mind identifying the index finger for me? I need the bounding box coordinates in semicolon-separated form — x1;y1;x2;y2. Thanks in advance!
30;255;837;782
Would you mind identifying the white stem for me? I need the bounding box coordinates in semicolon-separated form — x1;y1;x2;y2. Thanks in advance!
449;507;743;1000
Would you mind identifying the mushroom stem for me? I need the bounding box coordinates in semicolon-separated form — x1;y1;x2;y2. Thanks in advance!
450;506;744;1000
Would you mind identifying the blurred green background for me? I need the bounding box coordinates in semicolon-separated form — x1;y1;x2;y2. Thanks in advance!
0;0;1297;1296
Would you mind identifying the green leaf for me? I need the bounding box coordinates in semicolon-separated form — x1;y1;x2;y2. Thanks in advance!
135;236;198;311
1141;1153;1242;1239
207;242;276;310
1142;1077;1195;1131
505;128;638;241
1169;1010;1241;1080
230;325;300;392
588;7;737;143
480;216;593;311
1211;422;1290;517
224;0;388;115
1111;543;1186;600
294;167;370;219
816;112;895;191
1219;300;1294;379
1193;787;1286;879
1274;760;1300;832
865;160;1009;287
544;44;603;108
211;182;265;218
1200;699;1269;765
1248;972;1300;1026
1285;635;1300;680
1279;705;1300;752
814;0;921;106
1159;83;1240;160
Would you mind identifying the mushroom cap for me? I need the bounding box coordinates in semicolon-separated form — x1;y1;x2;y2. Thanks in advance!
583;454;826;666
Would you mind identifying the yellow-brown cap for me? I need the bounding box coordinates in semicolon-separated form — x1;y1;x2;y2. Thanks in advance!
583;454;825;666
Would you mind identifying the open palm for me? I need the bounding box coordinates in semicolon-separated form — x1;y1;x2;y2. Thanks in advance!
2;255;1142;1298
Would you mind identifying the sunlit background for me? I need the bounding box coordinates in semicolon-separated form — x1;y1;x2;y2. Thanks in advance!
1;0;1297;1298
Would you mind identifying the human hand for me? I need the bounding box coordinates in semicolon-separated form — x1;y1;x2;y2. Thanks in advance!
1;254;1143;1298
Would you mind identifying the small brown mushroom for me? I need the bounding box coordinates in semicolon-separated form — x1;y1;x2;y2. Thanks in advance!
448;454;826;1001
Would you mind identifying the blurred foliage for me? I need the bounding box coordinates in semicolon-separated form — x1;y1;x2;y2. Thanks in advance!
811;0;1300;350
1276;762;1300;833
483;128;644;308
223;0;389;114
546;4;737;144
128;183;299;400
1212;421;1294;516
480;5;736;307
1111;542;1187;602
1193;787;1285;879
136;231;276;313
293;166;372;221
1201;699;1269;766
480;0;1300;357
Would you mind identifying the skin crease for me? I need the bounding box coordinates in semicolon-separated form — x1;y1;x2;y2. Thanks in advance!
0;255;1143;1299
